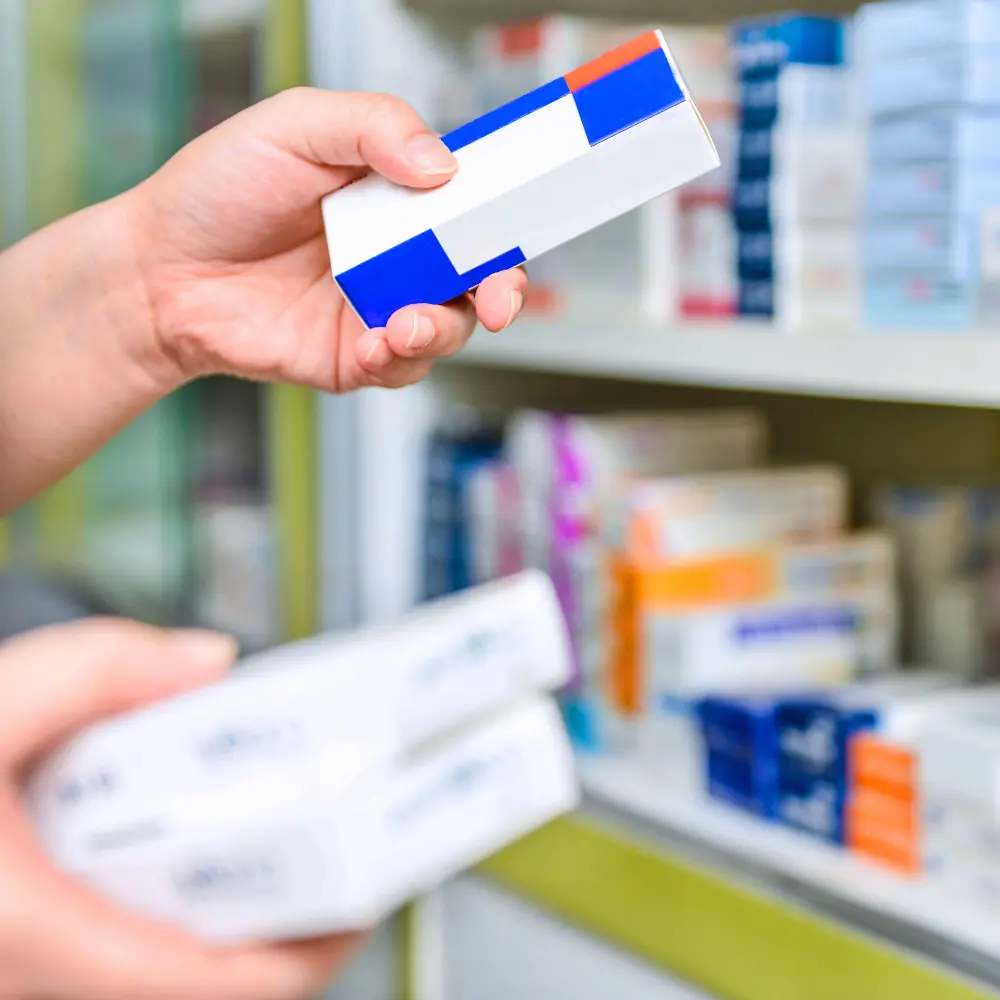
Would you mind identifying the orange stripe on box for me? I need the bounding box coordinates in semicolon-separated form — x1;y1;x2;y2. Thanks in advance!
564;30;662;93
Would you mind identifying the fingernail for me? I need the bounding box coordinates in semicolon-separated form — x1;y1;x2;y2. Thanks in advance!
503;289;523;330
406;314;435;350
405;133;457;176
171;630;238;667
364;335;393;368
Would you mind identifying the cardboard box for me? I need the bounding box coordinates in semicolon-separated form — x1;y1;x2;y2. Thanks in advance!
866;163;1000;219
322;30;719;329
605;466;848;562
868;110;1000;166
855;0;1000;61
864;217;978;279
864;50;1000;117
39;697;578;944
27;571;572;845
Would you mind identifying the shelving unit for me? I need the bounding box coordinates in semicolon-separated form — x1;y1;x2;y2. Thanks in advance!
401;0;858;25
455;320;1000;408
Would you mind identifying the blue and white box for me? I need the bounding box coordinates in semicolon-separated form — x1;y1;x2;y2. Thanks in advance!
866;162;1000;218
855;0;1000;61
868;110;1000;167
322;30;719;329
864;50;1000;117
732;14;845;79
864;216;979;278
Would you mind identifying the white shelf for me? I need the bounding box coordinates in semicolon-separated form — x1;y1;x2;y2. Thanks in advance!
580;756;1000;975
454;319;1000;409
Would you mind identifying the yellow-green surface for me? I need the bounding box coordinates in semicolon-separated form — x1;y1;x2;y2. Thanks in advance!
263;0;318;642
25;0;88;563
479;815;995;1000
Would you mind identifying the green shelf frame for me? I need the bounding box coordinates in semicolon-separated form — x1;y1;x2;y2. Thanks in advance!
478;814;996;1000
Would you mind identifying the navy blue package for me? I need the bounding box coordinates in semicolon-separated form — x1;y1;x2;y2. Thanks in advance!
422;430;502;600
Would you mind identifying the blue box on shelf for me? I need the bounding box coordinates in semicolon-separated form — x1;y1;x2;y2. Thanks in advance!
866;162;1000;219
705;751;779;820
865;50;1000;118
739;278;774;317
776;773;845;844
732;14;845;79
863;216;978;279
868;109;1000;166
864;271;978;329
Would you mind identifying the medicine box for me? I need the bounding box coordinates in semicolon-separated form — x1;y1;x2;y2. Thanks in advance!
864;50;1000;117
864;217;978;279
605;466;848;563
854;0;1000;61
866;163;1000;219
868;110;1000;167
41;696;577;944
732;14;845;79
864;271;978;329
28;571;571;844
678;192;737;318
738;227;858;281
739;65;854;130
322;30;719;329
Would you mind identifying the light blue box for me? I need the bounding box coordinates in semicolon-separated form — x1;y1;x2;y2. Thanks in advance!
869;109;1000;165
866;49;1000;116
864;216;978;277
864;271;977;328
855;0;1000;61
867;162;1000;217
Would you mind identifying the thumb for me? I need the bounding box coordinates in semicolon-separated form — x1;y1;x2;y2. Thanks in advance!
0;617;237;769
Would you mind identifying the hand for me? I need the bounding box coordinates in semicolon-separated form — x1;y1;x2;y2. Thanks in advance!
128;87;528;393
0;620;362;1000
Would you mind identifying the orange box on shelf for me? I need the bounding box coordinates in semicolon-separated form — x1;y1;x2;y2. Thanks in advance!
846;785;921;877
604;532;896;717
849;731;920;802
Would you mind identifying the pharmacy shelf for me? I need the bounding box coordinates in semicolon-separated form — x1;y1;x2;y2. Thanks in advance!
580;757;1000;986
402;0;860;26
479;756;1000;1000
453;319;1000;409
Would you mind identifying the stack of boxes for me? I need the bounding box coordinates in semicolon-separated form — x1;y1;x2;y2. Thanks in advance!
500;409;767;750
601;476;900;761
732;14;861;328
859;0;1000;329
422;421;503;600
911;691;1000;904
698;674;951;845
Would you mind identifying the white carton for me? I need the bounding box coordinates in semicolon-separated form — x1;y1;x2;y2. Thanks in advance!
321;30;718;329
28;571;571;847
43;697;577;943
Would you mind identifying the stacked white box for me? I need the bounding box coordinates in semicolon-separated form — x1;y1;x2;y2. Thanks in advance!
26;571;579;943
914;694;1000;909
857;0;1000;329
731;14;861;329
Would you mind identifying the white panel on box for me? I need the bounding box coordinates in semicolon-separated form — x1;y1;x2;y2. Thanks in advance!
436;100;715;266
324;95;590;276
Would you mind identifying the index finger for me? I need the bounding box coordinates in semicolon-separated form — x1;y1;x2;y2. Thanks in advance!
249;87;458;190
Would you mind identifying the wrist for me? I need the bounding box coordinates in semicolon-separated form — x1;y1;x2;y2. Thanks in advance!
104;190;190;397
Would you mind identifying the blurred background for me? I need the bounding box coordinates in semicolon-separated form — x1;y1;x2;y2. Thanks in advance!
6;0;1000;998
